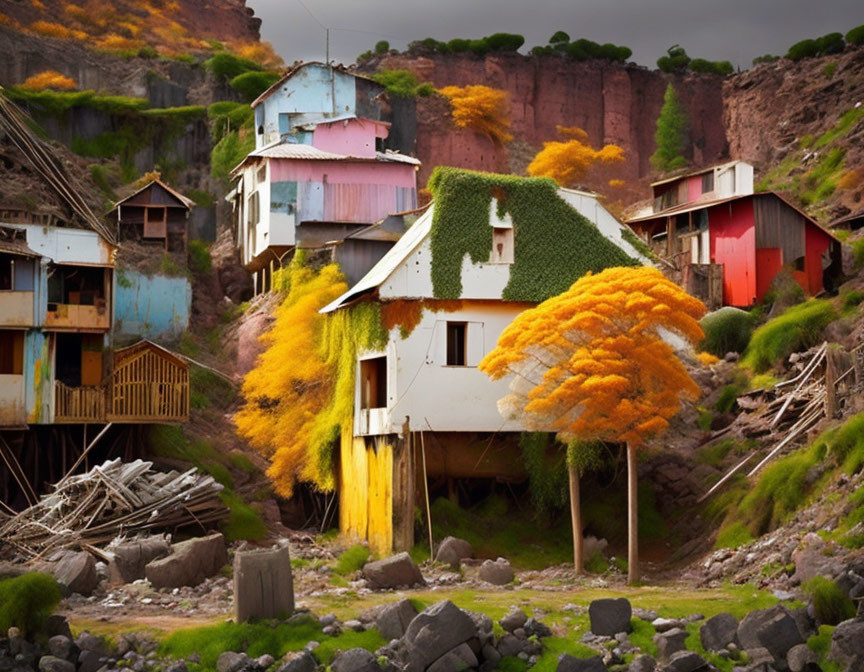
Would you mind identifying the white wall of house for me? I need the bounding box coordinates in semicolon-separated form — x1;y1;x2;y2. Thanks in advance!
354;301;525;436
17;223;112;266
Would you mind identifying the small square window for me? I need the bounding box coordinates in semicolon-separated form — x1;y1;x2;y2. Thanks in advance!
360;356;387;409
491;227;514;263
446;322;467;366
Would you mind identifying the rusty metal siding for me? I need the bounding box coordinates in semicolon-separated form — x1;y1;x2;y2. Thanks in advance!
753;195;805;264
322;183;398;223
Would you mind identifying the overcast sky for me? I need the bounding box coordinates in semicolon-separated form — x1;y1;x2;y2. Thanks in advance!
247;0;862;70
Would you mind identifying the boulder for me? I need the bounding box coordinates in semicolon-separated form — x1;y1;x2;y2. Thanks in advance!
654;628;688;661
589;598;632;636
524;617;551;638
478;558;514;586
52;552;98;596
363;552;424;590
499;608;528;633
556;654;606;672
427;642;478;672
699;612;738;651
38;656;75;672
660;650;708;672
144;533;228;589
496;634;524;658
233;545;294;622
756;610;804;663
435;537;473;570
47;636;72;660
403;601;478;672
792;533;843;584
376;599;418;640
331;648;380;672
216;652;248;672
829;619;864;670
108;537;171;583
279;650;317;672
737;606;787;651
786;643;818;672
630;654;657;672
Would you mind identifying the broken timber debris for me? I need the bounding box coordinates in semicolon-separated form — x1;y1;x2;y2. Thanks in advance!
698;342;861;503
0;458;227;560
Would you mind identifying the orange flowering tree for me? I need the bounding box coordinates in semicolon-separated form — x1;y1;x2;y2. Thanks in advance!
234;261;347;498
527;126;625;188
438;85;513;144
479;266;706;582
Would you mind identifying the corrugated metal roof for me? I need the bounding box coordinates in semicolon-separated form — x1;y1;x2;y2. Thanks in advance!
0;238;40;257
110;178;196;211
233;141;420;173
650;160;747;188
251;62;382;109
320;205;434;313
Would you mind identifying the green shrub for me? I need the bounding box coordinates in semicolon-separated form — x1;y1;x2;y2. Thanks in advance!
741;299;838;372
188;240;212;274
657;44;690;72
204;52;262;79
374;40;389;54
752;54;779;65
372;70;429;98
138;46;159;59
0;573;62;635
211;130;254;179
823;62;838;79
357;50;373;62
334;544;370;575
852;238;864;269
715;382;746;414
786;38;820;61
816;33;846;55
842;290;864;312
229;71;281;103
549;31;570;45
689;58;734;75
715;521;754;549
805;577;855;625
817;413;864;475
700;307;756;357
847;24;864;46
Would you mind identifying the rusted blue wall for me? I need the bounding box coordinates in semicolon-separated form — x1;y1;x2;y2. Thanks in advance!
114;270;191;343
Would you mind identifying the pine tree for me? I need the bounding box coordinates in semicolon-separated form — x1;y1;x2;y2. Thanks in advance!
650;83;689;173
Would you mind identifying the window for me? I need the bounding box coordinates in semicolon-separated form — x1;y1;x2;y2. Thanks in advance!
247;191;260;227
0;254;12;290
490;227;514;263
360;357;387;409
702;171;715;194
257;165;267;185
446;322;467;366
0;330;24;375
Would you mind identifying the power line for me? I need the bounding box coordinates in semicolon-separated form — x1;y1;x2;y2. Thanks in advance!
295;0;326;30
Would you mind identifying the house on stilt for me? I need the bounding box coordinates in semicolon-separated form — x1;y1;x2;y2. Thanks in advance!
319;168;649;554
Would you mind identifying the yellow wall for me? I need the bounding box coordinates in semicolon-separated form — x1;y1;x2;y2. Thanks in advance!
339;427;393;556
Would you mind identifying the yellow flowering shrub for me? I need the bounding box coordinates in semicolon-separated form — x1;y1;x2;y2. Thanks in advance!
20;71;77;91
480;266;707;446
438;85;513;144
527;125;625;188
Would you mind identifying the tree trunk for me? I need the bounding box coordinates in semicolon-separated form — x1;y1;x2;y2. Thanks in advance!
627;442;639;584
568;462;583;574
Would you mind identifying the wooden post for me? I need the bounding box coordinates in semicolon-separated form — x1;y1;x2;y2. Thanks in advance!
568;463;583;575
420;431;434;560
825;347;838;420
627;442;639;585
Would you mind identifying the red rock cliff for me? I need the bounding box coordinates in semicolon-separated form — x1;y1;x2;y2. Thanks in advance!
365;53;729;190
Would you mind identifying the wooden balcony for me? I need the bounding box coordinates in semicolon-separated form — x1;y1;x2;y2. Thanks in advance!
0;291;34;327
53;341;189;424
45;301;110;331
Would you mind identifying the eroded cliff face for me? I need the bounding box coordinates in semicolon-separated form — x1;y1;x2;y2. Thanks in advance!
724;47;864;218
365;53;729;192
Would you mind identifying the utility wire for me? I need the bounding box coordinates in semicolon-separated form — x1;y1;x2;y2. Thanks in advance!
295;0;326;30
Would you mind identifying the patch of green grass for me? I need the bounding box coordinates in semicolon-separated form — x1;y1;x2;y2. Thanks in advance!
697;409;714;431
802;147;846;205
819;412;864;475
159;616;383;671
334;545;371;576
807;625;844;672
203;52;262;80
715;521;755;549
741;299;838;372
228;452;256;474
698;439;737;468
628;619;658;657
749;374;779;390
0;573;62;636
220;491;267;542
190;365;236;410
158;253;189;278
813;107;864;149
823;62;838;79
852;238;864;270
229;71;281;103
188;240;212;274
804;577;855;625
211;130;254;180
841;290;864;313
715;382;746;414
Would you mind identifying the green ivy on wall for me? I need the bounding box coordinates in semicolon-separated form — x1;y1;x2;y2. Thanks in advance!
427;167;639;302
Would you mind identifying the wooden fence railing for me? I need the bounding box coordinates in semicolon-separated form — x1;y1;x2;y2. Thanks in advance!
54;382;106;423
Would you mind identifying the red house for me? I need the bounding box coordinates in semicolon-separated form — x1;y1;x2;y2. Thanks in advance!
626;162;842;307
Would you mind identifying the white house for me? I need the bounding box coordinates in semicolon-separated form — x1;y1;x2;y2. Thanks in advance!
320;169;649;553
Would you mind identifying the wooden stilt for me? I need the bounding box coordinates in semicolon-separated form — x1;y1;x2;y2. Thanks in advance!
420;431;434;560
568;463;583;575
627;442;639;585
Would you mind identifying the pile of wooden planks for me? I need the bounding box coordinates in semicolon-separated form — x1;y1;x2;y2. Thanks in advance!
0;459;227;560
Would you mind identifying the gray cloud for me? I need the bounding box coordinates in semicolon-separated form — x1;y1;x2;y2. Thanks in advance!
248;0;862;71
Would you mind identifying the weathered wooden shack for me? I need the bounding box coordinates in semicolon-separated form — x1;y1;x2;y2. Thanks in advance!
108;178;195;252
